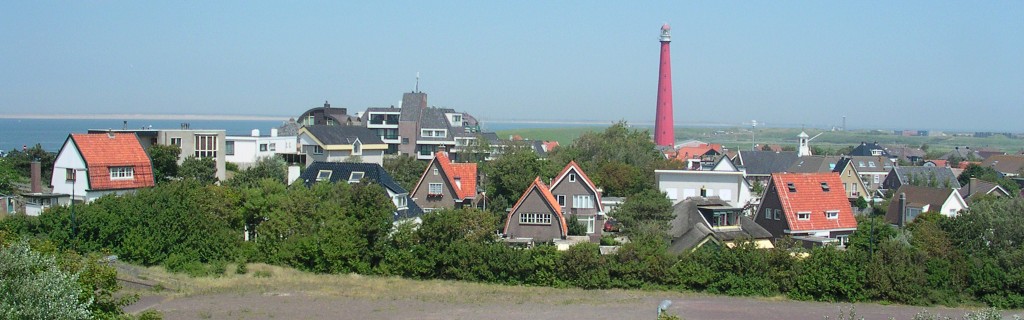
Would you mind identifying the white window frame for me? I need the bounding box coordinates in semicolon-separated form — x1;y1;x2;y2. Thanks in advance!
316;170;332;181
269;143;276;152
569;173;576;182
519;212;552;225
170;137;182;146
433;167;439;176
352;141;362;155
873;175;880;184
109;166;134;180
313;145;324;155
825;210;840;220
393;195;408;208
797;211;810;220
582;215;596;234
428;183;443;195
573;195;593;209
194;135;218;158
348;171;364;183
557;195;566;207
420;129;447;138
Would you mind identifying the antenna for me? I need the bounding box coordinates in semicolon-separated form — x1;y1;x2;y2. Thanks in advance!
415;72;420;92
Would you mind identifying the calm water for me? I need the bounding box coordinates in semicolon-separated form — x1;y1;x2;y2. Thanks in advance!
0;118;602;152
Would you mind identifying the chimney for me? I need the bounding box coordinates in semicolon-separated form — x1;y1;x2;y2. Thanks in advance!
251;129;260;137
270;128;278;137
898;192;907;227
30;160;41;193
324;100;330;108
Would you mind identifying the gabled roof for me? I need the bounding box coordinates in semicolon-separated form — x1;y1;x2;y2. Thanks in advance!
981;155;1024;175
849;142;889;156
668;197;771;253
958;178;1010;202
711;156;741;172
300;125;384;146
767;173;857;232
833;157;854;173
886;185;965;224
550;161;603;212
846;156;892;173
787;156;843;173
414;151;477;200
503;177;567;237
673;144;722;161
736;151;799;175
890;166;962;189
65;133;155;191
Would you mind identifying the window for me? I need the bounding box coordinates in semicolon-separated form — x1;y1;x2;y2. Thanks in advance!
170;137;182;146
306;115;315;125
837;235;849;246
420;129;447;138
109;166;134;180
519;212;552;225
582;215;596;234
428;183;443;195
451;114;462;124
433;168;439;176
226;141;235;155
352;141;361;155
66;168;76;182
348;171;364;183
868;161;876;168
316;170;332;181
573;195;593;208
797;212;810;220
393;195;408;208
787;182;796;192
557;195;566;207
774;209;781;220
826;210;839;219
313;145;324;155
873;175;880;184
260;144;268;152
765;208;772;219
821;182;830;192
269;143;276;152
194;135;218;158
569;173;576;182
326;118;335;126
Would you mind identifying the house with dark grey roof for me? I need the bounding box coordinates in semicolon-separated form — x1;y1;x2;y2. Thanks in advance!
300;161;422;222
848;142;889;157
368;90;492;160
297;125;388;165
787;156;843;173
735;150;799;186
886;185;967;226
668;197;773;253
882;166;962;191
958;178;1011;204
845;155;893;193
295;101;362;127
981;155;1024;177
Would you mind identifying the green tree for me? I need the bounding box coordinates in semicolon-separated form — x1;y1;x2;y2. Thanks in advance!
566;213;586;236
613;189;673;232
481;146;554;206
0;241;92;320
179;156;217;184
383;154;427;192
958;164;1020;197
226;156;287;188
146;144;181;183
548;121;671;197
0;158;24;194
5;144;56;183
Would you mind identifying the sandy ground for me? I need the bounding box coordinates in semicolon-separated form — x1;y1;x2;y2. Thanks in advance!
119;264;1018;320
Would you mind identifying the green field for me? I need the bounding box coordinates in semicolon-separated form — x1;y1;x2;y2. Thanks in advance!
499;125;1024;156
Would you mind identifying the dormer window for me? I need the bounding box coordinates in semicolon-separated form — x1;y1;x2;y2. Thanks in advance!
110;166;134;180
825;210;840;219
316;170;332;181
348;171;364;183
820;182;830;191
797;212;811;220
787;182;796;192
352;141;362;155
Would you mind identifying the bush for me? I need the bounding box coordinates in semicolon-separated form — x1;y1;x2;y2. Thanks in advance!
0;240;92;319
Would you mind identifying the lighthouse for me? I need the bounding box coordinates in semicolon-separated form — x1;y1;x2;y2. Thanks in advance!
654;23;675;147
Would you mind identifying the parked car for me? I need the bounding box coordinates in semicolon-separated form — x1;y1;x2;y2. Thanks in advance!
603;219;621;232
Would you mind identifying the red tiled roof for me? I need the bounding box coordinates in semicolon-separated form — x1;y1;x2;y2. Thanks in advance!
770;172;857;232
551;161;604;212
503;177;567;237
926;160;948;167
542;141;560;152
672;143;722;161
69;133;155;191
433;152;477;200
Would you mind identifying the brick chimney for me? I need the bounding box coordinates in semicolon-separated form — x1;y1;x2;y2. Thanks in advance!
897;192;907;227
30;160;41;193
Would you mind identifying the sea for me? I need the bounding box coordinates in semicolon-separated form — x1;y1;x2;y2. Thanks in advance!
0;118;606;152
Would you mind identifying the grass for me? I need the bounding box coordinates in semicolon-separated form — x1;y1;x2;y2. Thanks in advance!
500;125;1024;154
122;262;689;306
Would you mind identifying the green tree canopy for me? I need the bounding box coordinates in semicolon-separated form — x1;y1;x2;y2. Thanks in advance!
226;156;287;188
179;156;217;185
146;144;181;183
5;144;56;183
383;154;427;192
613;189;673;232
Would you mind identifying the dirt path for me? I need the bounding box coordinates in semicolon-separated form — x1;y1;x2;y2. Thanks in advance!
120;264;1018;320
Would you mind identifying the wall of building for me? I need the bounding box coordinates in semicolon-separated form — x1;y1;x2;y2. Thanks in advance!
411;162;459;211
504;188;564;243
656;171;752;208
51;141;88;201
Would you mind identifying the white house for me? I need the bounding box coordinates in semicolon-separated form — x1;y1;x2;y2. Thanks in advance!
51;133;155;203
297;125;388;166
656;157;754;208
225;128;297;168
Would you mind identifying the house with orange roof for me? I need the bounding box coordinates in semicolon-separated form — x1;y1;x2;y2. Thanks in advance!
410;151;478;212
672;143;723;170
548;161;605;242
51;133;155;203
754;172;858;247
502;177;568;244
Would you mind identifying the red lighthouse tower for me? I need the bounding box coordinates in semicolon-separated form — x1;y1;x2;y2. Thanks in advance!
654;23;675;147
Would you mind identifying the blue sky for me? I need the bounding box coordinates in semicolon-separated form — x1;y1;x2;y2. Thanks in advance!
1;1;1021;131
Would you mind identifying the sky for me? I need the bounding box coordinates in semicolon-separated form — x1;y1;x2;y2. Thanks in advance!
1;1;1022;132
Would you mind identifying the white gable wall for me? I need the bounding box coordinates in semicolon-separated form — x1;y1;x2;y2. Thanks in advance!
51;139;89;201
656;170;753;208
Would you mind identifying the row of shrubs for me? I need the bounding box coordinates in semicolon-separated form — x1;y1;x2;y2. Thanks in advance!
3;179;1023;308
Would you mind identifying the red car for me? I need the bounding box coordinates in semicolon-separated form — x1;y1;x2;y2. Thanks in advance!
603;219;621;232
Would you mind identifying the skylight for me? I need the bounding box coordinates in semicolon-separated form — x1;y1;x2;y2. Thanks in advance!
821;182;830;191
787;182;796;192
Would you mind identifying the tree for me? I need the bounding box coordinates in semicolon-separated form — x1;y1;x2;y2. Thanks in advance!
0;241;92;320
566;213;586;236
548;121;670;197
613;189;673;232
383;155;427;192
226;156;287;188
147;144;181;183
5;144;56;183
958;164;1020;197
481;146;554;206
179;156;217;184
0;158;23;194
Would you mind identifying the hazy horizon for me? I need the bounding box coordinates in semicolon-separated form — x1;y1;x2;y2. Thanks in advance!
2;2;1022;131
